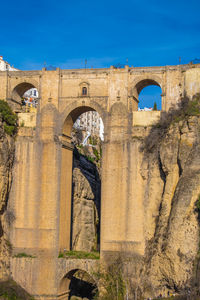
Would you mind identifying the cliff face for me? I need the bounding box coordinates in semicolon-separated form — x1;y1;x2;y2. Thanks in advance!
71;148;101;252
0;123;15;280
70;110;200;296
140;115;200;296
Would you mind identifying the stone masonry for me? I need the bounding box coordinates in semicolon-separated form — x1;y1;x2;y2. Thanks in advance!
0;63;200;299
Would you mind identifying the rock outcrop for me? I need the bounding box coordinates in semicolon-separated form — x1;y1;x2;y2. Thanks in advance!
71;148;101;252
0;123;15;280
140;115;200;297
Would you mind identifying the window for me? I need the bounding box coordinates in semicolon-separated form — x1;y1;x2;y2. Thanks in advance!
82;87;87;96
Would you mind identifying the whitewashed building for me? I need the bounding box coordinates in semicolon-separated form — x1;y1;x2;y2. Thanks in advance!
0;56;18;71
24;88;39;98
23;88;39;108
74;111;104;140
138;107;153;111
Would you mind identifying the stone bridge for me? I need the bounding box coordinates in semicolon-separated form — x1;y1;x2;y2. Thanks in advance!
0;63;200;299
11;257;99;299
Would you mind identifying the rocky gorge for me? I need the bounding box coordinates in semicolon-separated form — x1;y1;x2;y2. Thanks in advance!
1;96;200;299
71;143;101;252
68;96;200;299
136;95;200;298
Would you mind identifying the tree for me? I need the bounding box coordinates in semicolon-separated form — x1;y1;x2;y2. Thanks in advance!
0;100;18;135
153;102;158;111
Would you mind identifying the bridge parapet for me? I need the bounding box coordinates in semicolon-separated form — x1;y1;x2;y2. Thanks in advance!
132;111;161;126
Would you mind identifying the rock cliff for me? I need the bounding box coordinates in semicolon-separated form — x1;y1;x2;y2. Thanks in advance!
71;146;101;252
0;123;15;280
139;101;200;297
70;99;200;297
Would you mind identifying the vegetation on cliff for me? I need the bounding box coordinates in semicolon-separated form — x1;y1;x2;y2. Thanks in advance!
0;130;15;281
58;250;100;259
143;93;200;153
72;128;102;166
139;93;200;298
0;280;34;300
0;100;18;136
93;257;126;300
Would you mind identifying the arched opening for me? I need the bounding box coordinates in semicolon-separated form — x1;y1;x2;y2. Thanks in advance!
59;106;103;255
58;269;97;300
133;79;162;111
11;83;39;112
138;85;162;111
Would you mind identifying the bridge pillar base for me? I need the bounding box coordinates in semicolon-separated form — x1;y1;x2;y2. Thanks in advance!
57;290;70;300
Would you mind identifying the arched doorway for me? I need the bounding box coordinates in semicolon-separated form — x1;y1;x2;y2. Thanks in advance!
11;82;39;112
59;106;104;254
58;269;97;300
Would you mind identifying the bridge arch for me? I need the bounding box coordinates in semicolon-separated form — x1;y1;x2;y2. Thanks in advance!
58;268;97;300
10;79;40;110
59;100;106;253
130;75;163;110
60;99;107;136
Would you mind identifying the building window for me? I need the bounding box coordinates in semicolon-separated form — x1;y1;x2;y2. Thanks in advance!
82;87;87;96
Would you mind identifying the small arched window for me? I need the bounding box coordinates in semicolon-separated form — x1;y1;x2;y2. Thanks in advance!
82;87;87;96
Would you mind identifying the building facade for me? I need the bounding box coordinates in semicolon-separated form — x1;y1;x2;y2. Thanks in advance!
74;111;104;140
0;56;18;71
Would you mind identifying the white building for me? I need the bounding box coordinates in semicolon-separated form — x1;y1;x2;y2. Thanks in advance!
0;56;18;71
74;111;104;140
138;107;153;111
23;88;39;108
24;88;39;98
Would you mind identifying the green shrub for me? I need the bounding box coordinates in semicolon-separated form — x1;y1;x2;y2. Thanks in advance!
143;94;200;153
93;258;126;300
93;148;100;161
20;121;25;127
4;124;15;136
58;252;64;258
58;250;100;259
89;136;98;146
87;156;95;163
0;100;18;136
14;253;35;258
196;195;200;211
5;239;13;252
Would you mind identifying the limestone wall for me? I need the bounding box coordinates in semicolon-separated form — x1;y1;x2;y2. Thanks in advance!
18;112;36;127
132;111;161;126
0;72;7;100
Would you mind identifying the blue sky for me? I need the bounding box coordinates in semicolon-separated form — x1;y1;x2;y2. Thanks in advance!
1;0;200;108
